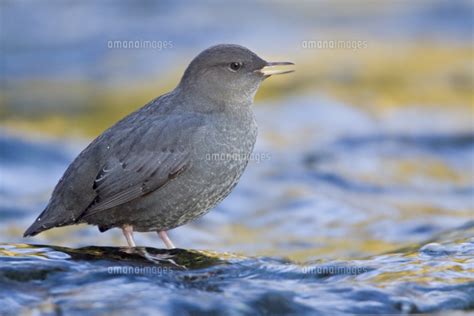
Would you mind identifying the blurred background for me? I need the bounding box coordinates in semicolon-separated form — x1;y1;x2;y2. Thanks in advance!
1;0;473;261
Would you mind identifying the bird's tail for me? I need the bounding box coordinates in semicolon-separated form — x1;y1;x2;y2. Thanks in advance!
23;208;51;237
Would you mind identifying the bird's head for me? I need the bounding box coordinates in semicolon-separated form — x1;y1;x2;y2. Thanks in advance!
178;44;294;108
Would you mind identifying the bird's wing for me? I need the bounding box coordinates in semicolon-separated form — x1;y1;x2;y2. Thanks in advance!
77;114;204;220
81;149;189;218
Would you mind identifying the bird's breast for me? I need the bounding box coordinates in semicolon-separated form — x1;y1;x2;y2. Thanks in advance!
190;110;257;184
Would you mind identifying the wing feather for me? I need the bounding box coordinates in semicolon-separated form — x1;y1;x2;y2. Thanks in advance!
80;148;189;219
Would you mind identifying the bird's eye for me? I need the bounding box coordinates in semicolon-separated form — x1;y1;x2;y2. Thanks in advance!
229;62;242;72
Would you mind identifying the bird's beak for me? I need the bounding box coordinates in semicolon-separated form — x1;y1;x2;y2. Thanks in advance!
255;61;295;76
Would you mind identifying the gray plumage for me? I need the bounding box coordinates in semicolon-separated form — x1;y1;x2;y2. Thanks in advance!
24;44;292;240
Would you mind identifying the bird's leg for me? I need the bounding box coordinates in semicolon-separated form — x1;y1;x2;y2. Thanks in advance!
122;224;136;248
158;231;175;249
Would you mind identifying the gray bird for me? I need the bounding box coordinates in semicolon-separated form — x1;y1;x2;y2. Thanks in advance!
23;44;294;248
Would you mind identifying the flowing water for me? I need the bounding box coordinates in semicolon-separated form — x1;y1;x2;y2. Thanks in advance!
1;96;473;315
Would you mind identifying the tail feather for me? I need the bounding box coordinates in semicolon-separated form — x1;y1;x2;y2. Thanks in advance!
23;208;51;237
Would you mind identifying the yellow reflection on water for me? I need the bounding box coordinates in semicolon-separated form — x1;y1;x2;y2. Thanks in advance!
2;43;472;138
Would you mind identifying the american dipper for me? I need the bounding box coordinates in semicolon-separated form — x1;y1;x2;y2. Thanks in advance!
24;44;294;248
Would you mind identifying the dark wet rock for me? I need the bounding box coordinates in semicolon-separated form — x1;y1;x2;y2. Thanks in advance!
0;243;227;270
